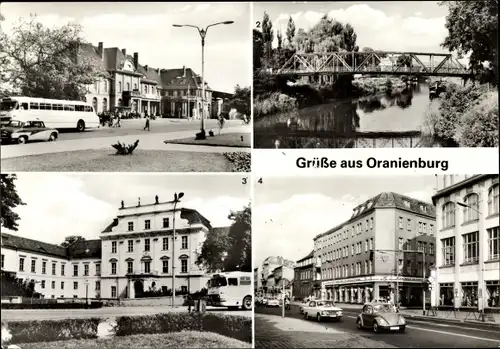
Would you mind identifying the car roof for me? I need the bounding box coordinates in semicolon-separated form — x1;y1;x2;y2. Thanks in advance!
363;301;392;306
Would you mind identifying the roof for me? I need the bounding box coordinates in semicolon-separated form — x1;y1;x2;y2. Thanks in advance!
160;68;212;90
314;192;436;241
431;175;495;205
78;43;109;77
296;250;314;263
137;64;162;85
1;233;102;259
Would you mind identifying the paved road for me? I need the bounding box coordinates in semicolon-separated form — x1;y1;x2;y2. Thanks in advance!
1;305;251;322
256;305;500;348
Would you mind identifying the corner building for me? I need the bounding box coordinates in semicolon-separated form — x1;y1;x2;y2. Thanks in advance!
433;175;499;310
314;192;436;305
293;250;315;300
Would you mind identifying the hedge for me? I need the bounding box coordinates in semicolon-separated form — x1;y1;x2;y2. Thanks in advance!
1;301;103;309
5;312;252;344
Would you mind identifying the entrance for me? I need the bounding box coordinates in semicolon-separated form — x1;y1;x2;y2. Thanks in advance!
134;280;144;298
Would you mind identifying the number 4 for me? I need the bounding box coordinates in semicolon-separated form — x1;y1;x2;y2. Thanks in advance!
258;178;263;184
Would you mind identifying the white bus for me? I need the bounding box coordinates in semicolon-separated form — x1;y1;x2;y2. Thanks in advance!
0;96;99;131
206;271;253;310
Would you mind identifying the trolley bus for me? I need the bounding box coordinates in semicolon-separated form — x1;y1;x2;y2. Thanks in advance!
0;96;99;131
206;271;253;310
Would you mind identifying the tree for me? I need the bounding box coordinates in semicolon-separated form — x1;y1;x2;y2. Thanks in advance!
277;30;283;50
223;204;251;272
1;14;104;100
397;54;413;67
253;29;264;71
60;235;86;247
1;270;41;298
261;12;274;68
1;174;25;231
229;85;251;117
286;16;296;48
439;1;498;84
196;227;230;273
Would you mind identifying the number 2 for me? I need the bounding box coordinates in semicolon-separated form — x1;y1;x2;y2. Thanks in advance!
256;21;261;28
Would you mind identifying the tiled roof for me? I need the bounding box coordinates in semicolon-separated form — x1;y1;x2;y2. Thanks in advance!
314;192;436;240
137;64;162;84
180;208;212;230
67;239;102;259
160;68;212;90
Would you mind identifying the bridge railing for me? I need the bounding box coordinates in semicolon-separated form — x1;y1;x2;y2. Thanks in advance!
279;65;468;75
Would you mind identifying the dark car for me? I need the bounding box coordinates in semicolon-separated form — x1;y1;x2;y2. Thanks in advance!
356;302;406;333
1;119;58;144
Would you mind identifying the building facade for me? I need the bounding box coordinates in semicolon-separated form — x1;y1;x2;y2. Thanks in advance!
258;256;294;297
1;197;222;300
271;265;294;297
433;175;499;310
293;250;315;301
314;192;436;305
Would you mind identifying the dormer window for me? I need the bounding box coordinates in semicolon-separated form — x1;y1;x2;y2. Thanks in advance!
404;200;411;209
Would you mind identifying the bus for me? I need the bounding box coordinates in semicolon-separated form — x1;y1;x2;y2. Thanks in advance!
206;271;253;310
0;96;100;131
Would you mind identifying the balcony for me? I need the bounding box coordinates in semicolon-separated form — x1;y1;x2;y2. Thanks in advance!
126;269;159;278
122;90;160;101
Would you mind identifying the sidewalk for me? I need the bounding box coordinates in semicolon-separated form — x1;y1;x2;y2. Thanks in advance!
255;314;396;349
1;126;250;159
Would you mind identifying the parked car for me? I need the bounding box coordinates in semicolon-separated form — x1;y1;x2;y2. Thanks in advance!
302;300;343;322
267;298;280;307
299;299;309;314
1;119;58;144
356;302;406;333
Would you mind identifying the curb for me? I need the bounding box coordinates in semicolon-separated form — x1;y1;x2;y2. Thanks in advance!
403;313;500;330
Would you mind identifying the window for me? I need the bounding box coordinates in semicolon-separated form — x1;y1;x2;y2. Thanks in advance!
463;231;479;263
51;281;55;289
181;259;188;273
19;258;25;272
118;81;122;92
398;238;404;250
96;281;100;290
31;260;36;273
487;227;499;260
73;265;78;276
96;264;101;276
111;241;117;253
162;237;169;250
61;264;65;276
418;222;422;233
430;243;435;255
144;261;151;273
463;194;479;222
61;281;64;290
104;80;108;92
368;260;373;274
442;202;455;228
181;236;188;249
145;220;151;230
73;281;78;290
52;263;56;275
365;239;368;252
144;239;150;251
84;264;89;276
423;223;427;234
407;219;411;230
111;262;117;275
430;224;434;236
351;244;355;255
163;218;169;228
370;217;374;229
162;260;169;273
128;222;134;231
369;238;373;250
127;261;133;274
128;240;134;252
417;241;423;252
41;280;45;289
488;184;499;215
398;217;403;229
441;237;455;266
111;286;117;298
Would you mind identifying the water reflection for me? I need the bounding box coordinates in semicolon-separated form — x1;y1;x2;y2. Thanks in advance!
254;83;440;148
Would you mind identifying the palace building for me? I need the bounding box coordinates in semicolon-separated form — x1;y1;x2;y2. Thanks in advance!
313;192;436;306
1;196;224;300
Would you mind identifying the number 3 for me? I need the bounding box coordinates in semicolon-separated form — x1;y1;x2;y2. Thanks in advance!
242;177;248;185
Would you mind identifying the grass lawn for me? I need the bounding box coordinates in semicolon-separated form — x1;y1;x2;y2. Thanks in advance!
20;331;252;349
1;149;234;172
166;132;251;147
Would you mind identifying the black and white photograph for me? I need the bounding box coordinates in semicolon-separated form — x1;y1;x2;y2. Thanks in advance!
253;175;500;348
253;1;499;149
0;2;251;172
1;173;252;348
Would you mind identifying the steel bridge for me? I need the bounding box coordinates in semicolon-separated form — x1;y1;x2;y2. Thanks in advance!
276;51;470;78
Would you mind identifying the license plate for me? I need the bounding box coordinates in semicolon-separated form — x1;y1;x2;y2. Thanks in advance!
390;326;399;330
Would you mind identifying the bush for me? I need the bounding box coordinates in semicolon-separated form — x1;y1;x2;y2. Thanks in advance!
116;312;251;343
223;152;251;172
6;318;101;344
254;92;297;119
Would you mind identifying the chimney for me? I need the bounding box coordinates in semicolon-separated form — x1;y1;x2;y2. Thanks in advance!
138;197;141;206
133;52;139;69
121;200;124;209
145;65;148;71
97;42;104;60
183;65;186;77
121;48;126;56
155;195;159;204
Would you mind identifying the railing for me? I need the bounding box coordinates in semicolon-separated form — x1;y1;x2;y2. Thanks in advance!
126;270;159;276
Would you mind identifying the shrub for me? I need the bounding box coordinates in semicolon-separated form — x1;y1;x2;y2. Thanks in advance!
111;139;139;155
7;318;101;344
223;152;251;172
254;92;297;119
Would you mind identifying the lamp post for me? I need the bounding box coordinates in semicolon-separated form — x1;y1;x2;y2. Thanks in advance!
172;21;234;138
171;192;184;308
456;201;485;322
84;279;89;308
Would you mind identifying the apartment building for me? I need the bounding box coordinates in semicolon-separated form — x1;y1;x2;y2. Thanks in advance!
293;250;315;300
433;175;499;310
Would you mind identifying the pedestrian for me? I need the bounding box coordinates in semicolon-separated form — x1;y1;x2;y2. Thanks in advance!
144;114;150;131
116;112;121;128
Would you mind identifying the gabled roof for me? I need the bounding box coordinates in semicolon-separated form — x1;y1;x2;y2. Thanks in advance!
137;64;162;85
160;68;212;90
296;250;314;263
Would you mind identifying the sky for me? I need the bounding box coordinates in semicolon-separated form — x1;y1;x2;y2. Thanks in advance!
254;1;453;54
1;2;251;93
5;173;251;245
253;175;437;269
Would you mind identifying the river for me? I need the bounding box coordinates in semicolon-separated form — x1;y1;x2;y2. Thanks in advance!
254;83;451;148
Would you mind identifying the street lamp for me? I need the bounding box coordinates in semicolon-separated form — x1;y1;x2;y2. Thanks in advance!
172;21;234;139
456;201;485;322
84;279;89;308
171;192;184;308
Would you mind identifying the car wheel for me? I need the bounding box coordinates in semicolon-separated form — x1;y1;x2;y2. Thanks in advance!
317;313;322;322
17;136;27;144
77;120;85;132
49;133;57;142
399;327;406;333
356;318;363;329
242;296;252;311
373;321;379;333
304;312;308;320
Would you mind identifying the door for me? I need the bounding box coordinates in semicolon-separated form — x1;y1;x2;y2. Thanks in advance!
134;280;144;298
361;305;374;327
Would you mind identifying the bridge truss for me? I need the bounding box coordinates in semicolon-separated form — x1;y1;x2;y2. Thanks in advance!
277;51;470;77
